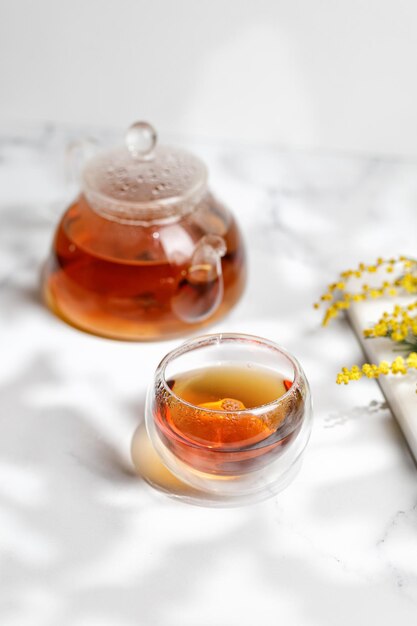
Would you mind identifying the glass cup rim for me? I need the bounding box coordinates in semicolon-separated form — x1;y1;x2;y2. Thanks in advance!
156;332;304;417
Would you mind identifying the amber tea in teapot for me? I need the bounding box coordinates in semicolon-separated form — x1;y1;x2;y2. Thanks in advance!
43;122;246;340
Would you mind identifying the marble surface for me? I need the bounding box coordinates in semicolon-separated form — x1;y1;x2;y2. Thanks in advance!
1;124;417;626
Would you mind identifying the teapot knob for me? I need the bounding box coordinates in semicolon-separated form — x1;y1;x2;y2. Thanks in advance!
126;121;157;160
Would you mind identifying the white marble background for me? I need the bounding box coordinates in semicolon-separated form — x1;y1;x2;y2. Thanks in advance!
1;124;417;625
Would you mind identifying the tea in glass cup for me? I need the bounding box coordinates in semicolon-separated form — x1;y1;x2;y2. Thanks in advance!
145;333;312;504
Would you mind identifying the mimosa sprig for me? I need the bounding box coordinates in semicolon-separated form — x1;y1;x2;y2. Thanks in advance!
315;256;417;385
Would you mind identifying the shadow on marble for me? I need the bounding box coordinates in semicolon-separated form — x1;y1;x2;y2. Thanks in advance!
320;399;416;468
0;272;43;309
131;422;205;503
324;400;390;429
26;506;417;626
0;353;142;615
2;354;417;625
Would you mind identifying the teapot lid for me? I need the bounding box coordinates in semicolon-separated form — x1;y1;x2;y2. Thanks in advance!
82;122;208;224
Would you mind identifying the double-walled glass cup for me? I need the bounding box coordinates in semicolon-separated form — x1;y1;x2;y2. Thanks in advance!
145;333;312;505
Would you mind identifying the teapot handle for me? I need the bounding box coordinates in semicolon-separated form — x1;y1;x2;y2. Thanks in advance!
65;137;98;195
172;235;227;323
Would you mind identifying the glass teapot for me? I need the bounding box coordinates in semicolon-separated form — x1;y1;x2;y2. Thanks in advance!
43;122;246;340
